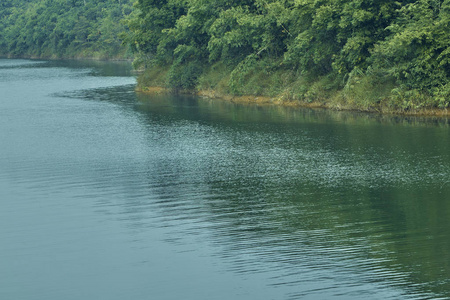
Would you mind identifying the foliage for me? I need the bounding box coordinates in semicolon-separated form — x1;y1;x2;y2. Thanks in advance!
371;0;450;108
3;0;450;110
122;0;450;111
0;0;134;59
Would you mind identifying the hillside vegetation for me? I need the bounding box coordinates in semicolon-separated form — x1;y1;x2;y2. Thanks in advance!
0;0;133;59
123;0;450;113
2;0;450;112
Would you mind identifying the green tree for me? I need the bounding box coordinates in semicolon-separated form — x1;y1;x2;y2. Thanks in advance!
0;0;134;58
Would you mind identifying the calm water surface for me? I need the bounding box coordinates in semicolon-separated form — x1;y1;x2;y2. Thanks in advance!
1;59;450;300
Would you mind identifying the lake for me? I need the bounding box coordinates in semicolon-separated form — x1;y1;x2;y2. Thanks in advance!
1;59;450;300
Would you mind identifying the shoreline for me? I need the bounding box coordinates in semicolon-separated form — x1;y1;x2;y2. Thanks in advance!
3;55;447;118
137;86;450;118
0;54;133;62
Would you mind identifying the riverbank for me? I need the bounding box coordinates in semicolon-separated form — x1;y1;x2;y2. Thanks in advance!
135;63;450;118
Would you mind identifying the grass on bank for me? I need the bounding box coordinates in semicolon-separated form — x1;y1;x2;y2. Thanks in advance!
136;59;450;116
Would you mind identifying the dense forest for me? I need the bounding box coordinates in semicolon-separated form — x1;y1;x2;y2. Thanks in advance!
0;0;134;59
123;0;450;112
2;0;450;112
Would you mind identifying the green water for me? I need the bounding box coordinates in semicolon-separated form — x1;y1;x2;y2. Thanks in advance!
1;59;450;299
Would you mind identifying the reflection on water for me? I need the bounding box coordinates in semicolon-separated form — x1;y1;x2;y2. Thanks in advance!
1;59;450;300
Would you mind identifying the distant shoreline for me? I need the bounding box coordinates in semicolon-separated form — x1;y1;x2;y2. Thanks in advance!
0;54;133;62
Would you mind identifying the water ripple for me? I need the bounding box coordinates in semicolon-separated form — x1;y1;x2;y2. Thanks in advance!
2;59;450;300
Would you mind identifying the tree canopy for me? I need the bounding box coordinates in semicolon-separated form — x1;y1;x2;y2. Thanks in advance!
124;0;450;110
2;0;450;111
0;0;134;59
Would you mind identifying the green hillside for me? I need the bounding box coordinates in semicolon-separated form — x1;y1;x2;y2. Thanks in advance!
123;0;450;113
0;0;134;59
2;0;450;113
